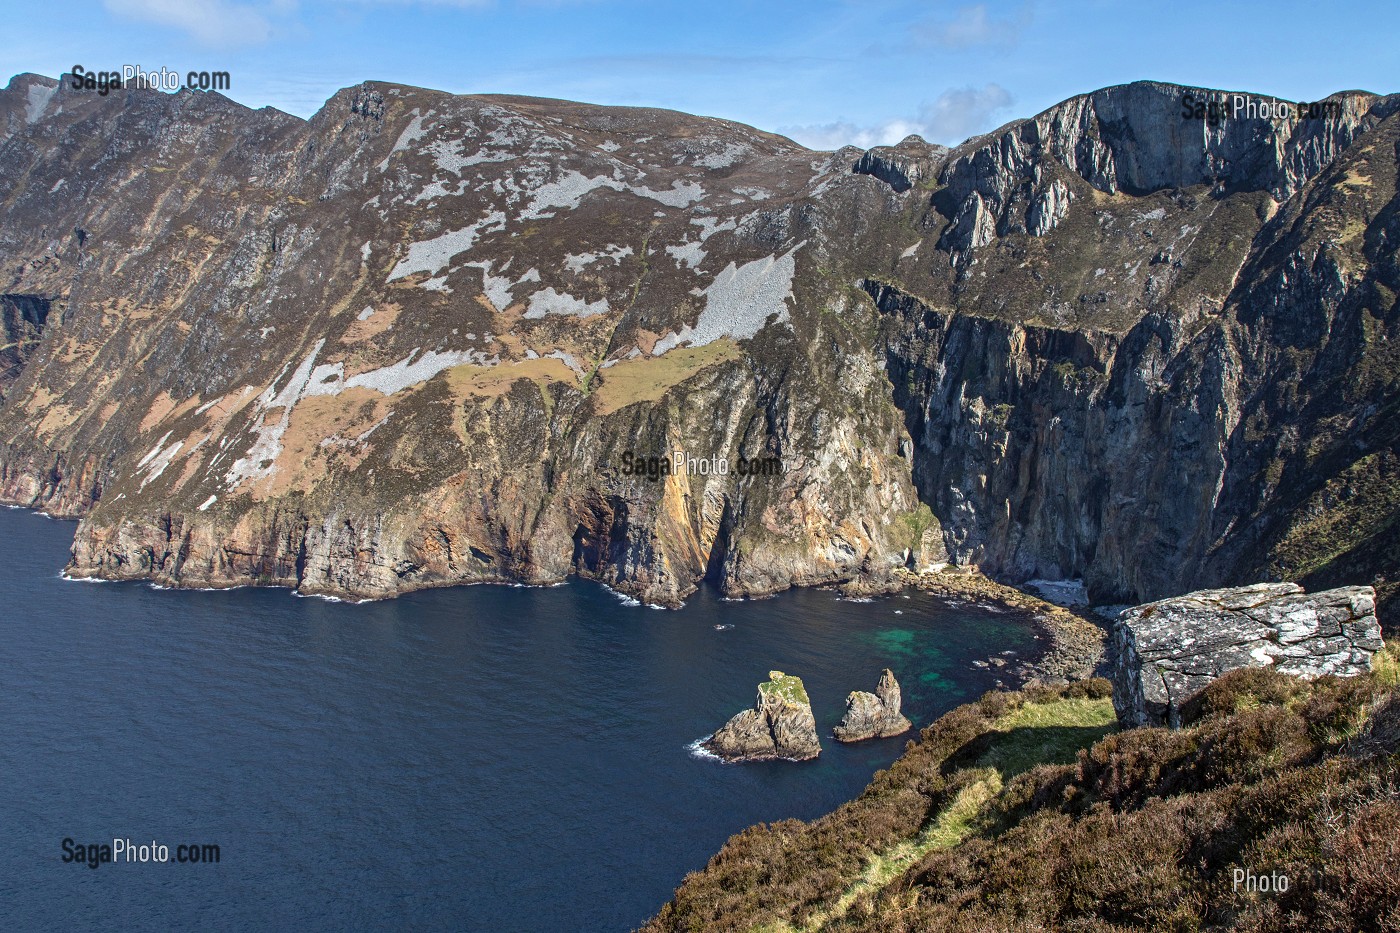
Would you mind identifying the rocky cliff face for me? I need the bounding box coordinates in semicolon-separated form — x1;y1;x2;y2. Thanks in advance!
833;668;911;742
870;82;1400;617
1112;582;1383;727
704;670;821;761
1;75;1397;613
0;72;924;605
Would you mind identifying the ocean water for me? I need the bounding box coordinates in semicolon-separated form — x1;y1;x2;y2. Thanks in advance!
0;507;1037;931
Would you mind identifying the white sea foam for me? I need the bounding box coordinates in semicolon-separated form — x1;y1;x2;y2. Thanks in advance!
687;737;724;761
291;590;375;605
60;572;117;584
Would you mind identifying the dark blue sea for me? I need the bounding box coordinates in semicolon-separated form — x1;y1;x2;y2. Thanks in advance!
0;506;1037;931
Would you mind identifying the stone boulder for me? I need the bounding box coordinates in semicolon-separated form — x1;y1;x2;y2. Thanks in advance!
704;671;821;761
833;669;912;742
1112;583;1383;728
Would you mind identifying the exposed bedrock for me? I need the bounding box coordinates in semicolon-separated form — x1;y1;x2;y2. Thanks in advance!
833;668;912;742
704;671;821;762
934;80;1400;256
1112;583;1383;727
872;94;1400;615
1;73;1398;612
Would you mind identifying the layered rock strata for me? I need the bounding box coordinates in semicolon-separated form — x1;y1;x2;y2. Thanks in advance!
704;671;821;761
833;668;912;742
1112;583;1383;727
1;75;1398;614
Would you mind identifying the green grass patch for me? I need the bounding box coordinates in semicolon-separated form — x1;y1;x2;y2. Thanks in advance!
1374;639;1400;689
792;770;1004;933
974;696;1118;779
588;339;740;414
759;671;810;706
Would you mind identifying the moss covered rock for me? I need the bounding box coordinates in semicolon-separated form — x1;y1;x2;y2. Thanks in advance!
705;671;821;761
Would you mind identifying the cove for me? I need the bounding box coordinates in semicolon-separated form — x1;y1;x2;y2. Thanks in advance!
0;507;1037;931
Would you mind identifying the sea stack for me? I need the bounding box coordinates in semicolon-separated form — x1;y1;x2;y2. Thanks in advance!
704;671;821;761
833;669;912;742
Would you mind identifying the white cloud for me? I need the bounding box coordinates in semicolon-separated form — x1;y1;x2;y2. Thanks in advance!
781;83;1014;151
913;3;1030;50
103;0;279;44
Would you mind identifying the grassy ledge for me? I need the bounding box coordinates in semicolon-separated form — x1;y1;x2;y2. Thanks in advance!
759;671;811;706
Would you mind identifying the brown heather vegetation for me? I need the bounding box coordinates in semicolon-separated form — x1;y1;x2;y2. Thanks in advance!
643;643;1400;933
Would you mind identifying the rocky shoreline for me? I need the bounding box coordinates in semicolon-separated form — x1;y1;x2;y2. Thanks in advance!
892;567;1109;685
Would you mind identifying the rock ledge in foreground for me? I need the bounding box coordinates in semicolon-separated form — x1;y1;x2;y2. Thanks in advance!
704;671;821;761
1112;583;1383;728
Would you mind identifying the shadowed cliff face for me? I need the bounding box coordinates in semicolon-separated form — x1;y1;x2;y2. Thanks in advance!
0;74;1396;612
870;82;1400;616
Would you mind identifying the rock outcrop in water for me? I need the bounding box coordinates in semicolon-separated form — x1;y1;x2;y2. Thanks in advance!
704;671;821;761
1112;583;1384;727
833;668;911;742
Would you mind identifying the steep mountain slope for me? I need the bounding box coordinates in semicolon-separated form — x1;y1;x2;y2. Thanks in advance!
0;72;924;605
1;75;1397;611
863;82;1400;613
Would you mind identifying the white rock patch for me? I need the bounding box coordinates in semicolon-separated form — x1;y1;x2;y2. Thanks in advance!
26;81;57;124
691;216;737;241
227;342;490;488
546;350;585;376
377;108;429;171
388;212;506;281
227;340;328;488
665;240;707;269
693;142;750;169
564;244;633;272
138;431;174;469
523;288;609;320
520;171;705;220
652;243;803;355
342;349;487;396
466;261;539;312
139;440;183;490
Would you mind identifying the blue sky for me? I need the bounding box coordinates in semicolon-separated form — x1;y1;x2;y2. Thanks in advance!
4;0;1398;149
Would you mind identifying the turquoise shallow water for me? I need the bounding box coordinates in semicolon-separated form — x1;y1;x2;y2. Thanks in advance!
0;507;1037;931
